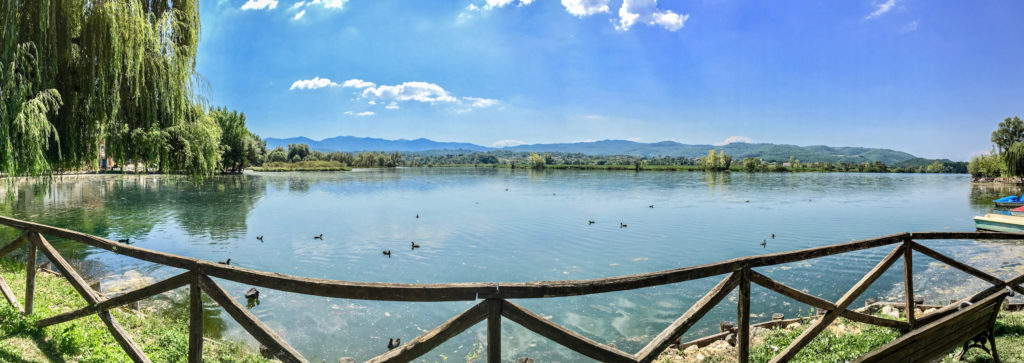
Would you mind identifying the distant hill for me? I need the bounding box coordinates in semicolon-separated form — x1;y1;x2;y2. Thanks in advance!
264;136;927;164
265;136;489;153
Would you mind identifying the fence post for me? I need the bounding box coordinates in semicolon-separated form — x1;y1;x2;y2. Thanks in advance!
189;273;203;363
487;299;502;363
25;234;37;315
738;267;750;363
903;239;916;328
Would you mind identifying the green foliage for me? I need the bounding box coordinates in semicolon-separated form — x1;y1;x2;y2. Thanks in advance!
251;160;351;171
749;321;899;362
528;152;546;169
1003;142;1024;177
266;147;288;163
701;149;732;171
287;143;310;162
968;154;1003;178
0;0;226;177
0;40;62;177
742;157;761;172
992;116;1024;154
210;106;263;173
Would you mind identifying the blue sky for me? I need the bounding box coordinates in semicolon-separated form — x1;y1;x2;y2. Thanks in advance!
197;0;1024;160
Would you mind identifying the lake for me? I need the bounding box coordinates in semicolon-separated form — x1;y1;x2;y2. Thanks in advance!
0;169;1021;362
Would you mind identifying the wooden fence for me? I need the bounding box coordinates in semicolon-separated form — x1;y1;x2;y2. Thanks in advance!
0;214;1022;362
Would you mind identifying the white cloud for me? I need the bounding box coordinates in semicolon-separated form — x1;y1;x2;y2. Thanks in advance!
459;0;533;21
616;0;688;31
865;0;896;20
362;81;457;103
289;77;339;90
561;0;610;17
579;115;607;120
344;111;374;117
714;136;753;146
483;0;533;10
626;137;642;142
241;0;277;10
293;9;306;20
492;139;527;148
900;20;918;32
385;102;400;110
341;79;375;89
462;97;499;108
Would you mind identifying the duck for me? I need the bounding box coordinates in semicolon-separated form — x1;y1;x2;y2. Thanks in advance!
383;250;391;257
415;214;419;219
649;204;654;208
117;238;130;244
771;233;775;239
244;287;259;300
588;220;595;225
411;241;420;249
620;223;628;228
218;258;231;265
760;240;767;248
314;234;323;240
388;338;401;350
256;235;263;241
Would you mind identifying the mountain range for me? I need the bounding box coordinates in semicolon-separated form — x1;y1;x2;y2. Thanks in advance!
263;136;928;164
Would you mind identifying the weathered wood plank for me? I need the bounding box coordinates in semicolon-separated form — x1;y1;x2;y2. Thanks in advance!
198;275;307;363
487;299;501;363
749;271;908;330
0;232;28;258
0;274;23;313
854;290;1008;362
902;241;916;328
24;235;36;315
635;272;739;363
31;232;151;363
770;245;903;363
737;268;750;363
189;275;203;363
501;300;636;363
37;272;192;327
911;231;1024;240
366;300;491;363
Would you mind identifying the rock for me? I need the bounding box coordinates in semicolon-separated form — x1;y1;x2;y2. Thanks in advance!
339;358;357;363
914;295;925;305
865;297;879;306
922;308;938;316
683;345;699;354
719;321;735;333
880;305;900;319
786;322;802;330
772;313;785;321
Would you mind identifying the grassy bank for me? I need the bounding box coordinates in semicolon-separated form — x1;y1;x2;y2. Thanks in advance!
659;312;1024;362
0;257;267;362
250;161;351;172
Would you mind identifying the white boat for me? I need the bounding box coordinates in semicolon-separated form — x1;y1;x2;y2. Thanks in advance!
974;214;1024;233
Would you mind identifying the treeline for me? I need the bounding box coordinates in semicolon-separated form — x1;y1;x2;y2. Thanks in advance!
264;144;401;168
969;116;1024;179
400;150;967;173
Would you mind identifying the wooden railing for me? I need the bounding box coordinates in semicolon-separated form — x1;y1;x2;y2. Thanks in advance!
0;215;1022;362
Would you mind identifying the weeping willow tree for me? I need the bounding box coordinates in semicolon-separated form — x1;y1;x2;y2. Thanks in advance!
0;0;219;178
1002;143;1024;178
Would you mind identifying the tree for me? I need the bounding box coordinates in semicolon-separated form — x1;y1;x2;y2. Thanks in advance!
287;144;310;162
211;107;261;173
266;147;288;163
0;0;216;177
992;116;1024;154
528;153;545;169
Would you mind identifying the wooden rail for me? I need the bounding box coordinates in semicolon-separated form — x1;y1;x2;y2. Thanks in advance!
0;215;1022;362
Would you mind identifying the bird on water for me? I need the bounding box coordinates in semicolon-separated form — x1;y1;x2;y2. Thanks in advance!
388;338;401;350
245;287;259;300
218;258;231;265
411;241;420;249
256;235;263;241
383;250;391;257
314;234;323;240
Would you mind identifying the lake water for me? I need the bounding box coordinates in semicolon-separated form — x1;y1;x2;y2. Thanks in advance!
1;169;1022;362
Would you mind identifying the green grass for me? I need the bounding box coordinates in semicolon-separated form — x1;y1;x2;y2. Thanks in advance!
0;257;269;362
250;161;351;172
748;319;900;363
